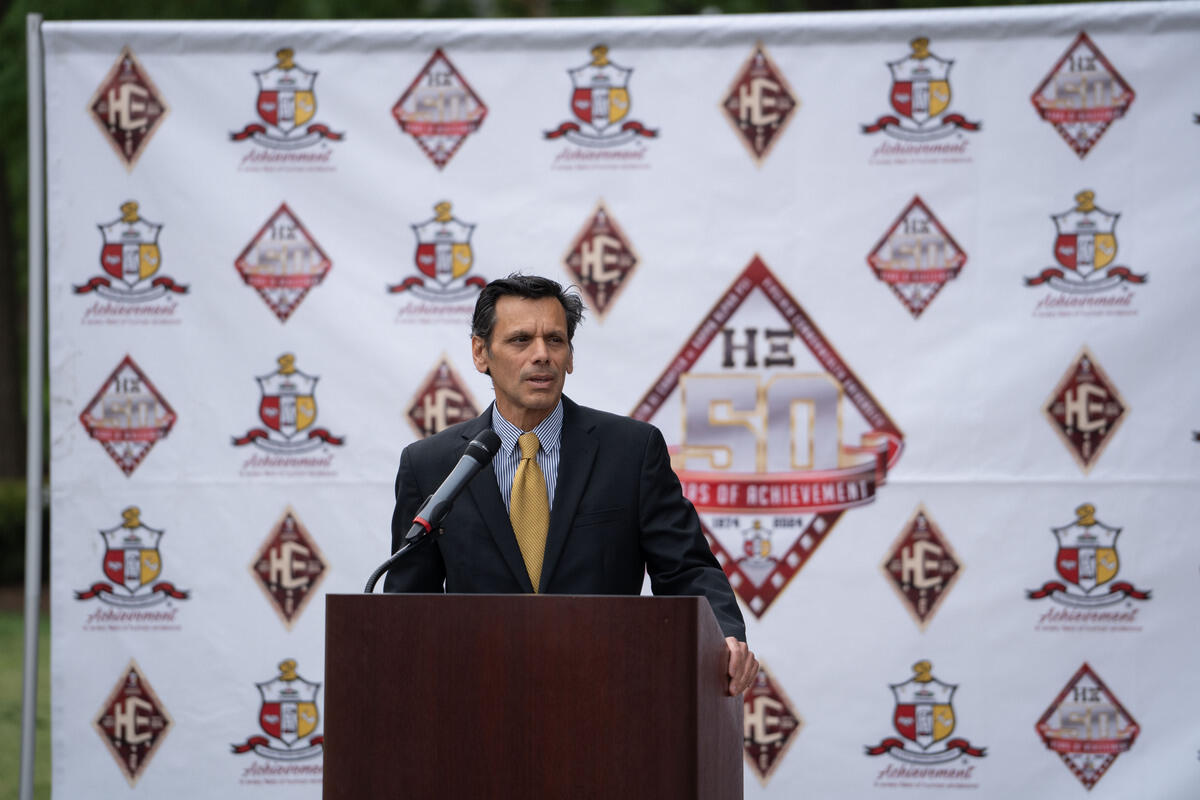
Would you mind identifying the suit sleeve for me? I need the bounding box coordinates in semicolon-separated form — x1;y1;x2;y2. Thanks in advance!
638;426;747;642
382;443;447;593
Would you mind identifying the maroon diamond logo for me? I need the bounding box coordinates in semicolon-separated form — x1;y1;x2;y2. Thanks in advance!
1031;32;1135;158
881;505;961;630
250;508;327;629
633;256;904;618
1036;662;1139;790
392;49;487;170
407;355;480;438
743;661;802;785
93;659;173;786
88;46;169;170
721;42;799;165
562;201;639;320
1044;346;1126;473
866;196;966;318
79;355;176;476
235;203;332;323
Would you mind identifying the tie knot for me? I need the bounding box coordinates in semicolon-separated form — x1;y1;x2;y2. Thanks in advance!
517;432;540;460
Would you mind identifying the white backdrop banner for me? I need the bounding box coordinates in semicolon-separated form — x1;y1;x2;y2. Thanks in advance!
43;4;1200;797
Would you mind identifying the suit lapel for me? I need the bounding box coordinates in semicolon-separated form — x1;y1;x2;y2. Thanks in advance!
461;408;536;593
541;398;597;591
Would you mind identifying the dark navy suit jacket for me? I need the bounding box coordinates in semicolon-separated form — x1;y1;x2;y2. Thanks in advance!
384;395;746;641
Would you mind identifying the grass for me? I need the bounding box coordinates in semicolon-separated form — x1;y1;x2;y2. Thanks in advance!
0;606;50;800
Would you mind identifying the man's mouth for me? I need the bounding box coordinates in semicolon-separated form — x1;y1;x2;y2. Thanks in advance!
526;374;555;387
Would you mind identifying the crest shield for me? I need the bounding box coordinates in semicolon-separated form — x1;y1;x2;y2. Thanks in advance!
256;660;320;746
568;46;633;131
99;509;163;593
1052;192;1118;277
412;202;475;286
742;520;773;560
887;39;953;125
98;202;162;286
257;363;318;439
890;661;956;749
890;80;950;124
254;50;317;134
1052;504;1120;593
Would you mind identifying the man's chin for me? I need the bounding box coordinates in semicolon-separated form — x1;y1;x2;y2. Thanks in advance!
521;388;561;408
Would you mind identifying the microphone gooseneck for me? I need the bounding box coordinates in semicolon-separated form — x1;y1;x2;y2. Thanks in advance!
364;430;502;593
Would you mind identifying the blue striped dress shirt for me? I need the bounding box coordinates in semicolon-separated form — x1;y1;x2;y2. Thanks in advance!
490;400;563;511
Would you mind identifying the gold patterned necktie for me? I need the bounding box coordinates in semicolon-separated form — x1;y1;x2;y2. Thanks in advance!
510;432;550;593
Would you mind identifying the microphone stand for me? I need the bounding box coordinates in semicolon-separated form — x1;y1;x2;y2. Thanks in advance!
363;489;447;593
363;429;501;593
363;529;437;593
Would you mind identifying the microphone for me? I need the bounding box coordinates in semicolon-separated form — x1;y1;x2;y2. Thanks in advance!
404;430;503;542
365;430;502;593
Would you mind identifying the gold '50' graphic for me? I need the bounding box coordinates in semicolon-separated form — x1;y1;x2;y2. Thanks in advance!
677;374;846;473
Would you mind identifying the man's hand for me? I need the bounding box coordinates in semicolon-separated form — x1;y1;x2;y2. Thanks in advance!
725;637;759;696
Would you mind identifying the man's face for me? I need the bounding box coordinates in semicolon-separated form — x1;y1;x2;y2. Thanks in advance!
472;295;574;431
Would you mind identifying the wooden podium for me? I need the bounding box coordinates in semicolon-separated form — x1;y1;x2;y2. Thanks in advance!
323;594;743;800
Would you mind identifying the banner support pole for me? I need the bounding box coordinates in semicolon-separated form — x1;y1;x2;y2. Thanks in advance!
20;12;46;800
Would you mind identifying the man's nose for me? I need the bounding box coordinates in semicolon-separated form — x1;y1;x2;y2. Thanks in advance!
530;336;549;361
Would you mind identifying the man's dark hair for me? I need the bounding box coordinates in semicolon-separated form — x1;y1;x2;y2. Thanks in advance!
471;274;585;345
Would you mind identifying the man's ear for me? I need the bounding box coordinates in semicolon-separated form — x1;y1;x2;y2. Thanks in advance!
565;350;574;375
471;336;490;375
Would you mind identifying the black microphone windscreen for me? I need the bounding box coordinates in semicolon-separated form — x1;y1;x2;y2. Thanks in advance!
463;430;502;463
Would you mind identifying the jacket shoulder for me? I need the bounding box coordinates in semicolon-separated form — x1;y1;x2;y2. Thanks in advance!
567;400;661;444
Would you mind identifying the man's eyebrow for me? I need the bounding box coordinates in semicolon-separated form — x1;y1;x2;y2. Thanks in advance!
504;325;566;339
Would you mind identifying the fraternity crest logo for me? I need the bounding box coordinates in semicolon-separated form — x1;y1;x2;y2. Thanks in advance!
249;508;328;628
863;38;980;143
392;49;487;170
231;48;343;164
1028;503;1150;613
1032;32;1135;158
632;256;904;617
1044;346;1126;474
94;659;173;787
388;201;486;301
1036;663;1139;790
75;506;189;613
88;46;169;170
562;201;638;319
79;355;177;476
233;353;345;461
545;45;658;149
866;661;986;778
881;505;962;630
721;42;798;165
407;355;480;438
1027;190;1145;305
866;196;966;318
232;659;324;774
743;662;803;785
74;201;188;310
235;203;332;323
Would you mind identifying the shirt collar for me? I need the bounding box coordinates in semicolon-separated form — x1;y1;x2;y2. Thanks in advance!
491;400;564;457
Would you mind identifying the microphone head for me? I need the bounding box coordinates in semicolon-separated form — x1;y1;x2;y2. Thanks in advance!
463;430;502;464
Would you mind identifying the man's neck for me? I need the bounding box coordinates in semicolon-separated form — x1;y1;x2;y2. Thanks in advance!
494;401;555;432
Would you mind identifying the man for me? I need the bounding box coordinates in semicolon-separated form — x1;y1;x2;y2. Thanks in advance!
385;275;758;696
